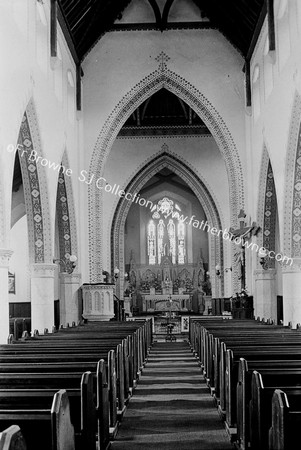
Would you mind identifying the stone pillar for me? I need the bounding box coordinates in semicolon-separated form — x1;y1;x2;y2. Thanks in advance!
254;269;277;322
82;283;115;321
123;296;132;317
203;295;212;315
0;249;13;343
282;260;301;327
59;273;81;326
30;263;56;333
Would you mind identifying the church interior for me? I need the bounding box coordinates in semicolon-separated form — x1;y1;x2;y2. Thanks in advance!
1;0;301;449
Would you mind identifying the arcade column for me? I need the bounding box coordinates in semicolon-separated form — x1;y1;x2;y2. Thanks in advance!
282;259;301;327
0;249;13;344
59;272;81;326
254;269;277;323
30;263;56;333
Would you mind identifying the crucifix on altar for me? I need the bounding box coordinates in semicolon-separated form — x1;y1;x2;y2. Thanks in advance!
229;210;260;291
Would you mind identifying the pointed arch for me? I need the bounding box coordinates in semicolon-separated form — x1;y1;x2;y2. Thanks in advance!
55;151;78;271
17;99;52;263
88;67;243;281
110;151;224;298
257;145;278;268
0;172;6;247
284;91;301;259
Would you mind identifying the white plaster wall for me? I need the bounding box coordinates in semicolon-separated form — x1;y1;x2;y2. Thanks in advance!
101;135;228;270
124;180;209;267
82;28;246;279
9;215;29;302
83;29;245;163
248;0;301;251
0;0;82;270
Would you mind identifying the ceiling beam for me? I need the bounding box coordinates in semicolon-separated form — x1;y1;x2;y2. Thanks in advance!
57;0;80;64
162;0;175;29
147;0;161;28
245;60;251;108
244;0;268;107
140;176;193;196
50;0;57;58
267;0;276;52
245;1;267;62
76;63;82;111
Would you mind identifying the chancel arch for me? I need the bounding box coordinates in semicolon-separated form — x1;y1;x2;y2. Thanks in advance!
88;68;244;283
110;151;224;300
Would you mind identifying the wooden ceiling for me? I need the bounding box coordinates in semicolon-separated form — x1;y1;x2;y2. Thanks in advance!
58;0;265;62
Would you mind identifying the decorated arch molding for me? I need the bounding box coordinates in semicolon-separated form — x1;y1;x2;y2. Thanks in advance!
88;66;245;281
55;151;78;272
0;175;5;248
284;91;301;260
110;150;224;298
257;146;278;269
17;99;52;263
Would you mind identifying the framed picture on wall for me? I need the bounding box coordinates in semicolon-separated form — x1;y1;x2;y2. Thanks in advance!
8;272;15;294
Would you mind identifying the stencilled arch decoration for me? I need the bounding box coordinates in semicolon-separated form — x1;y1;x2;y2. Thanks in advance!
17;100;52;263
55;151;78;272
257;146;278;269
110;151;224;299
88;67;245;282
0;175;6;247
284;91;301;260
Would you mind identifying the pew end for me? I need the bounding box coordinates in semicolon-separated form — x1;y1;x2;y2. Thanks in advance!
269;389;301;450
0;425;27;450
51;390;75;450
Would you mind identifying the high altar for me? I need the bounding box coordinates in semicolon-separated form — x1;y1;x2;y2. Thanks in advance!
125;253;210;314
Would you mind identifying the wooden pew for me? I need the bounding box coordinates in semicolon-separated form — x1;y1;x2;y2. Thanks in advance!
190;319;301;449
0;390;74;450
0;374;94;449
0;425;26;450
236;360;301;450
0;320;150;448
224;345;301;428
269;389;301;450
249;371;301;450
0;364;111;449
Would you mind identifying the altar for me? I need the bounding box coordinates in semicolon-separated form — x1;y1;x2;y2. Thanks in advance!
143;294;190;312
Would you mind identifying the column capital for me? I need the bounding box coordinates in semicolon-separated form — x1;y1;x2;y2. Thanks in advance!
281;258;301;273
254;268;276;280
59;272;81;284
0;249;14;268
30;263;56;278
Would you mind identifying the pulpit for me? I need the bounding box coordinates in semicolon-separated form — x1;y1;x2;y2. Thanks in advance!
82;283;115;321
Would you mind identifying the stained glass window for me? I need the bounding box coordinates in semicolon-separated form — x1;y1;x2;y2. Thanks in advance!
147;220;156;265
178;221;185;264
167;219;176;263
157;219;165;264
147;197;186;265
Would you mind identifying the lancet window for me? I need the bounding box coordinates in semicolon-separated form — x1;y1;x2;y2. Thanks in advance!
147;197;186;265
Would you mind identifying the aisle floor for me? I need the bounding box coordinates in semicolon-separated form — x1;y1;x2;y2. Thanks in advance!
111;341;233;450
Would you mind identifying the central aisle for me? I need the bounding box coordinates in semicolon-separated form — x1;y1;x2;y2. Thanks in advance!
111;341;233;449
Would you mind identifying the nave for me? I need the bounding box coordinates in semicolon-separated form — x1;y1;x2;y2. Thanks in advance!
1;316;301;449
111;341;232;450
